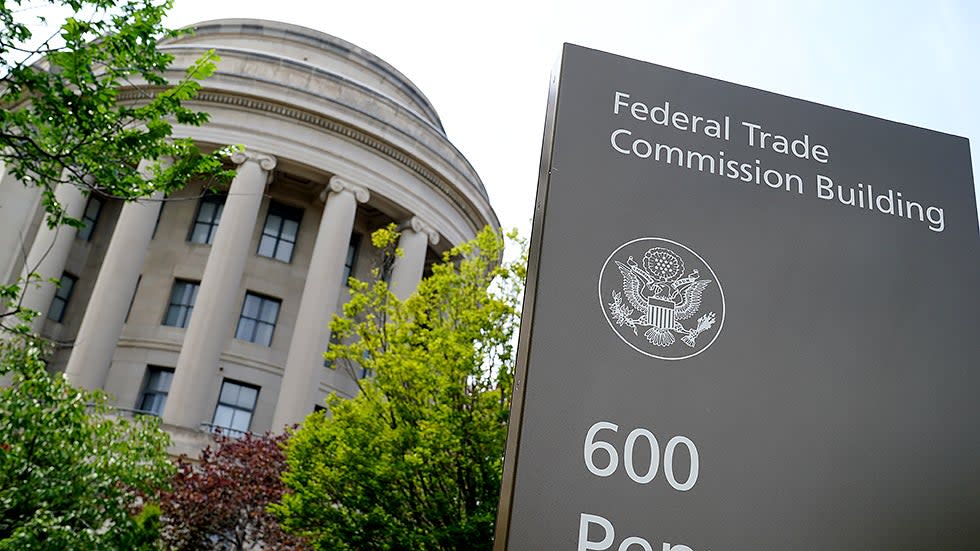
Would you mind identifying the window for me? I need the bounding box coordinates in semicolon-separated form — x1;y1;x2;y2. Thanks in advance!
235;293;280;346
211;380;259;436
188;193;225;244
343;234;360;285
163;280;199;328
257;202;302;262
47;272;77;322
137;366;173;416
77;196;103;241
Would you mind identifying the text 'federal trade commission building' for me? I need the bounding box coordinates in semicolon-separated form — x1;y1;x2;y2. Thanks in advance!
0;19;498;456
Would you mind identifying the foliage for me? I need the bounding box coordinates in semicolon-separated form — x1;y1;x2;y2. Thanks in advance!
0;0;235;332
1;0;234;218
159;432;310;551
0;335;174;550
274;226;526;550
0;2;231;548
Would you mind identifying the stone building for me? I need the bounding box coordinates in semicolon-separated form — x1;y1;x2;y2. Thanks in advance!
0;19;497;455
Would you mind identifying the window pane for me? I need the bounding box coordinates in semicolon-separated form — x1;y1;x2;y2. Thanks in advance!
346;239;358;265
219;383;239;406
165;281;199;328
275;241;293;262
174;282;192;304
213;405;233;430
190;195;225;244
78;198;103;241
190;224;210;244
78;222;94;241
139;392;155;413
140;393;167;416
264;214;283;233
183;306;195;327
47;299;66;322
167;306;189;328
281;219;299;241
198;201;215;221
254;323;273;347
147;370;163;391
137;367;173;416
257;203;300;262
145;370;161;388
84;197;102;219
344;236;360;284
236;318;256;341
229;410;251;433
259;299;279;323
153;394;168;415
213;380;258;435
58;275;76;299
242;295;260;318
238;293;280;344
47;273;76;322
163;308;178;326
237;386;257;409
156;369;174;390
257;235;276;257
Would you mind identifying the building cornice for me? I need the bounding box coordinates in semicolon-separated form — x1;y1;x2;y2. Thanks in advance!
117;88;491;234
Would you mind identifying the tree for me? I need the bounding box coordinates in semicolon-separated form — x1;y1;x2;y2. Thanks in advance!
158;432;310;551
1;0;232;332
274;227;525;550
0;2;230;548
1;0;230;210
0;336;174;550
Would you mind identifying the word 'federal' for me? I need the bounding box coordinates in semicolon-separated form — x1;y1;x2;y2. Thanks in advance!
612;92;830;162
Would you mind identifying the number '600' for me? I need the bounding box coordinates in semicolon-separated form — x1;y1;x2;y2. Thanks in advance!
583;421;699;491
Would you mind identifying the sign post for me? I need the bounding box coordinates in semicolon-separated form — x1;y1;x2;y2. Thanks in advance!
495;44;979;550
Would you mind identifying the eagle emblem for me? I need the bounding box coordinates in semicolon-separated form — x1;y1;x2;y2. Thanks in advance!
599;238;724;360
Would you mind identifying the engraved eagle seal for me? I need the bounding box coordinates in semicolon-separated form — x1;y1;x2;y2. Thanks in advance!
598;237;725;360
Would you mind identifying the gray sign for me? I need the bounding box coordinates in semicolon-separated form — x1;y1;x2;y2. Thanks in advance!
495;44;980;550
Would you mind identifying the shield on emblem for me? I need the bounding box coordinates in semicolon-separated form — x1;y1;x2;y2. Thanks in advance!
647;297;675;330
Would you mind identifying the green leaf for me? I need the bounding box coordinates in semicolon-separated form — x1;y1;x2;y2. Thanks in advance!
276;227;526;550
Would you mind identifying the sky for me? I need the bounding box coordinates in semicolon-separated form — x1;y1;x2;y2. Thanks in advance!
165;0;980;236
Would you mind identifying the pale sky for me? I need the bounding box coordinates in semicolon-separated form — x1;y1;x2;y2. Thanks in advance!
166;0;980;236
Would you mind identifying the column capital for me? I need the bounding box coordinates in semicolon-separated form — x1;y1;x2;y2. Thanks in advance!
325;175;370;203
230;150;277;171
407;216;441;245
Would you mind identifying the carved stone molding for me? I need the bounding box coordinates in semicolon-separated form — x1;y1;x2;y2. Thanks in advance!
407;215;441;245
117;88;486;233
230;150;278;171
325;175;370;203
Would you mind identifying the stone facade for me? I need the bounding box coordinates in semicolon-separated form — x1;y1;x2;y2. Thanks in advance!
0;19;497;456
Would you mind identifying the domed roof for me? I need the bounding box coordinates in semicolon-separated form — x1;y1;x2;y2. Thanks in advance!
157;19;497;234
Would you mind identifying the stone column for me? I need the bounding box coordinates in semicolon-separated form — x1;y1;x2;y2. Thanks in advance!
271;176;369;431
19;182;87;334
389;216;440;300
0;163;43;286
64;190;163;390
162;150;276;430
